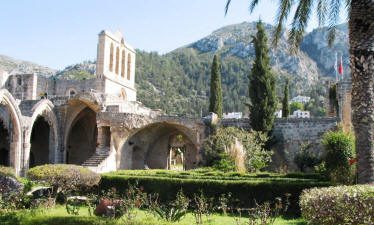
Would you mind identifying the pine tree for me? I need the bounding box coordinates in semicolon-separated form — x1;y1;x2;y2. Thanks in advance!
248;21;277;133
282;79;289;118
209;55;223;118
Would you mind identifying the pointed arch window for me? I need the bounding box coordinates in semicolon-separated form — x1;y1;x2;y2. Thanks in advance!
109;43;114;72
115;47;120;75
127;53;131;80
121;50;125;78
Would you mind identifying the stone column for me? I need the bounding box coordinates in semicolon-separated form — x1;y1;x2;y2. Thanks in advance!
21;142;31;176
96;126;110;154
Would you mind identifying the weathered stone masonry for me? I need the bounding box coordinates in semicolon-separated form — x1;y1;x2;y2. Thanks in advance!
0;30;341;175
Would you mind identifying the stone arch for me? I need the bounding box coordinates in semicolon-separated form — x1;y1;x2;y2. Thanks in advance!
119;122;199;170
0;89;22;175
64;94;101;165
127;53;131;80
115;47;120;75
109;43;114;72
26;99;59;168
121;50;125;78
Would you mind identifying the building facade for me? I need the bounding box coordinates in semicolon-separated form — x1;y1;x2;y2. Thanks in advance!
0;31;206;176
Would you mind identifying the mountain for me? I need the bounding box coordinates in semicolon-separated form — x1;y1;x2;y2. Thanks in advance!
0;22;349;117
0;54;56;76
301;24;349;79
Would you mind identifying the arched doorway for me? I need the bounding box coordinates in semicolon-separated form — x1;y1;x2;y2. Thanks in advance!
66;107;97;165
120;123;198;170
29;117;50;167
0;119;10;166
0;90;22;175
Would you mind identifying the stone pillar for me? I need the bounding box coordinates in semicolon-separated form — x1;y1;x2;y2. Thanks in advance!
96;126;110;154
21;142;31;175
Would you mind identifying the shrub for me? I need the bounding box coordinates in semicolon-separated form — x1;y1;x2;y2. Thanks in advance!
300;185;374;225
293;142;320;172
100;171;330;215
203;127;272;172
0;166;15;178
149;190;190;222
322;130;355;184
27;164;101;195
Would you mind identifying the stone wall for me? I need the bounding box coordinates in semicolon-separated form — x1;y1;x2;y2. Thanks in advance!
271;118;338;171
221;117;339;171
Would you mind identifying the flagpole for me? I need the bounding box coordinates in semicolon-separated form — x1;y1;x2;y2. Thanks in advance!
335;52;338;82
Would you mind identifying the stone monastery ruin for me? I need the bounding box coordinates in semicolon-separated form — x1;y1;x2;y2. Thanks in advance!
0;31;206;176
0;30;345;176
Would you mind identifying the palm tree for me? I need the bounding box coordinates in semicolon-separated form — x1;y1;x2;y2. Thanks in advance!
225;0;374;184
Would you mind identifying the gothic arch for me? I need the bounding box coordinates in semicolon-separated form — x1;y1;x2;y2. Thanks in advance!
115;47;120;75
127;53;131;80
121;50;126;78
64;94;101;164
119;122;200;170
0;89;22;175
25;99;59;168
109;43;114;72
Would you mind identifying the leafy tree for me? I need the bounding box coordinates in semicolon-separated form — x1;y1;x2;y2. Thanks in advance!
322;130;355;184
282;79;290;117
225;0;374;184
203;127;272;172
248;21;277;133
290;102;304;114
209;55;223;118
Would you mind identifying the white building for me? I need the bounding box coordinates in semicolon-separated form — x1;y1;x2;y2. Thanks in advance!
291;110;310;118
223;112;243;119
275;110;282;118
291;95;311;104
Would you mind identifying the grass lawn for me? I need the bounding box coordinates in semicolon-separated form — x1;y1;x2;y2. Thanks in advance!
1;206;307;225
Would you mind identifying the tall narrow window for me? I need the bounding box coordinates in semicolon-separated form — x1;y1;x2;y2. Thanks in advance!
121;50;125;78
115;47;120;75
127;53;131;80
109;43;114;72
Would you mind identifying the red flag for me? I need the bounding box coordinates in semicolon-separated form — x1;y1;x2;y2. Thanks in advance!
338;55;343;75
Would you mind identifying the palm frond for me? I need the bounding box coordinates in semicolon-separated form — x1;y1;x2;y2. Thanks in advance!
316;0;328;27
273;0;294;47
326;0;342;45
249;0;261;13
225;0;232;15
288;0;313;51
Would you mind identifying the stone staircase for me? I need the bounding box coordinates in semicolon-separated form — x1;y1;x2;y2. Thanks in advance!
82;150;109;167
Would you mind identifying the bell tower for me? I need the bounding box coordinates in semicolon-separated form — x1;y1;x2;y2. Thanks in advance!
96;30;136;101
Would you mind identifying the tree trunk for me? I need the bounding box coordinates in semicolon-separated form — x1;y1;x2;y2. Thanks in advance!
349;0;374;184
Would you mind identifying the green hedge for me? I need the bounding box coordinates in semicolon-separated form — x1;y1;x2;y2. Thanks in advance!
300;185;374;224
105;169;327;181
100;170;330;215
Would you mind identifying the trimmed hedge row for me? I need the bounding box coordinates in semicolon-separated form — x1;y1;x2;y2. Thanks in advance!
300;185;374;224
100;171;330;215
106;169;327;181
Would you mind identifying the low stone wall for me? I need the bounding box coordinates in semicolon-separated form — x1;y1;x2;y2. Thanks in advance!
272;117;338;171
220;117;339;171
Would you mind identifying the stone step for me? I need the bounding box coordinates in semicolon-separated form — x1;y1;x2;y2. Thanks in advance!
82;152;109;167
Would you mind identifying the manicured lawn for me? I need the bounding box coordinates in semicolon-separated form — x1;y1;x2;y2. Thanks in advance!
1;206;306;225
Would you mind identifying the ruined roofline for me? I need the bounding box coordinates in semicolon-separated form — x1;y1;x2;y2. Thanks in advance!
99;30;135;53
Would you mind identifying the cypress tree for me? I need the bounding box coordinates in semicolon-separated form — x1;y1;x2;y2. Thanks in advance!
282;79;290;118
249;21;277;133
209;55;223;118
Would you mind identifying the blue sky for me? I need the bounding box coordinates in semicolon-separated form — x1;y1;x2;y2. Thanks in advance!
0;0;347;69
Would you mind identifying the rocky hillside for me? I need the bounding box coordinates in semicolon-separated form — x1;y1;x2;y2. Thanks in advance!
0;22;349;116
0;54;55;76
301;24;349;79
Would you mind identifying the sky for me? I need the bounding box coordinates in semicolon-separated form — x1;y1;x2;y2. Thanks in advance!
0;0;348;70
